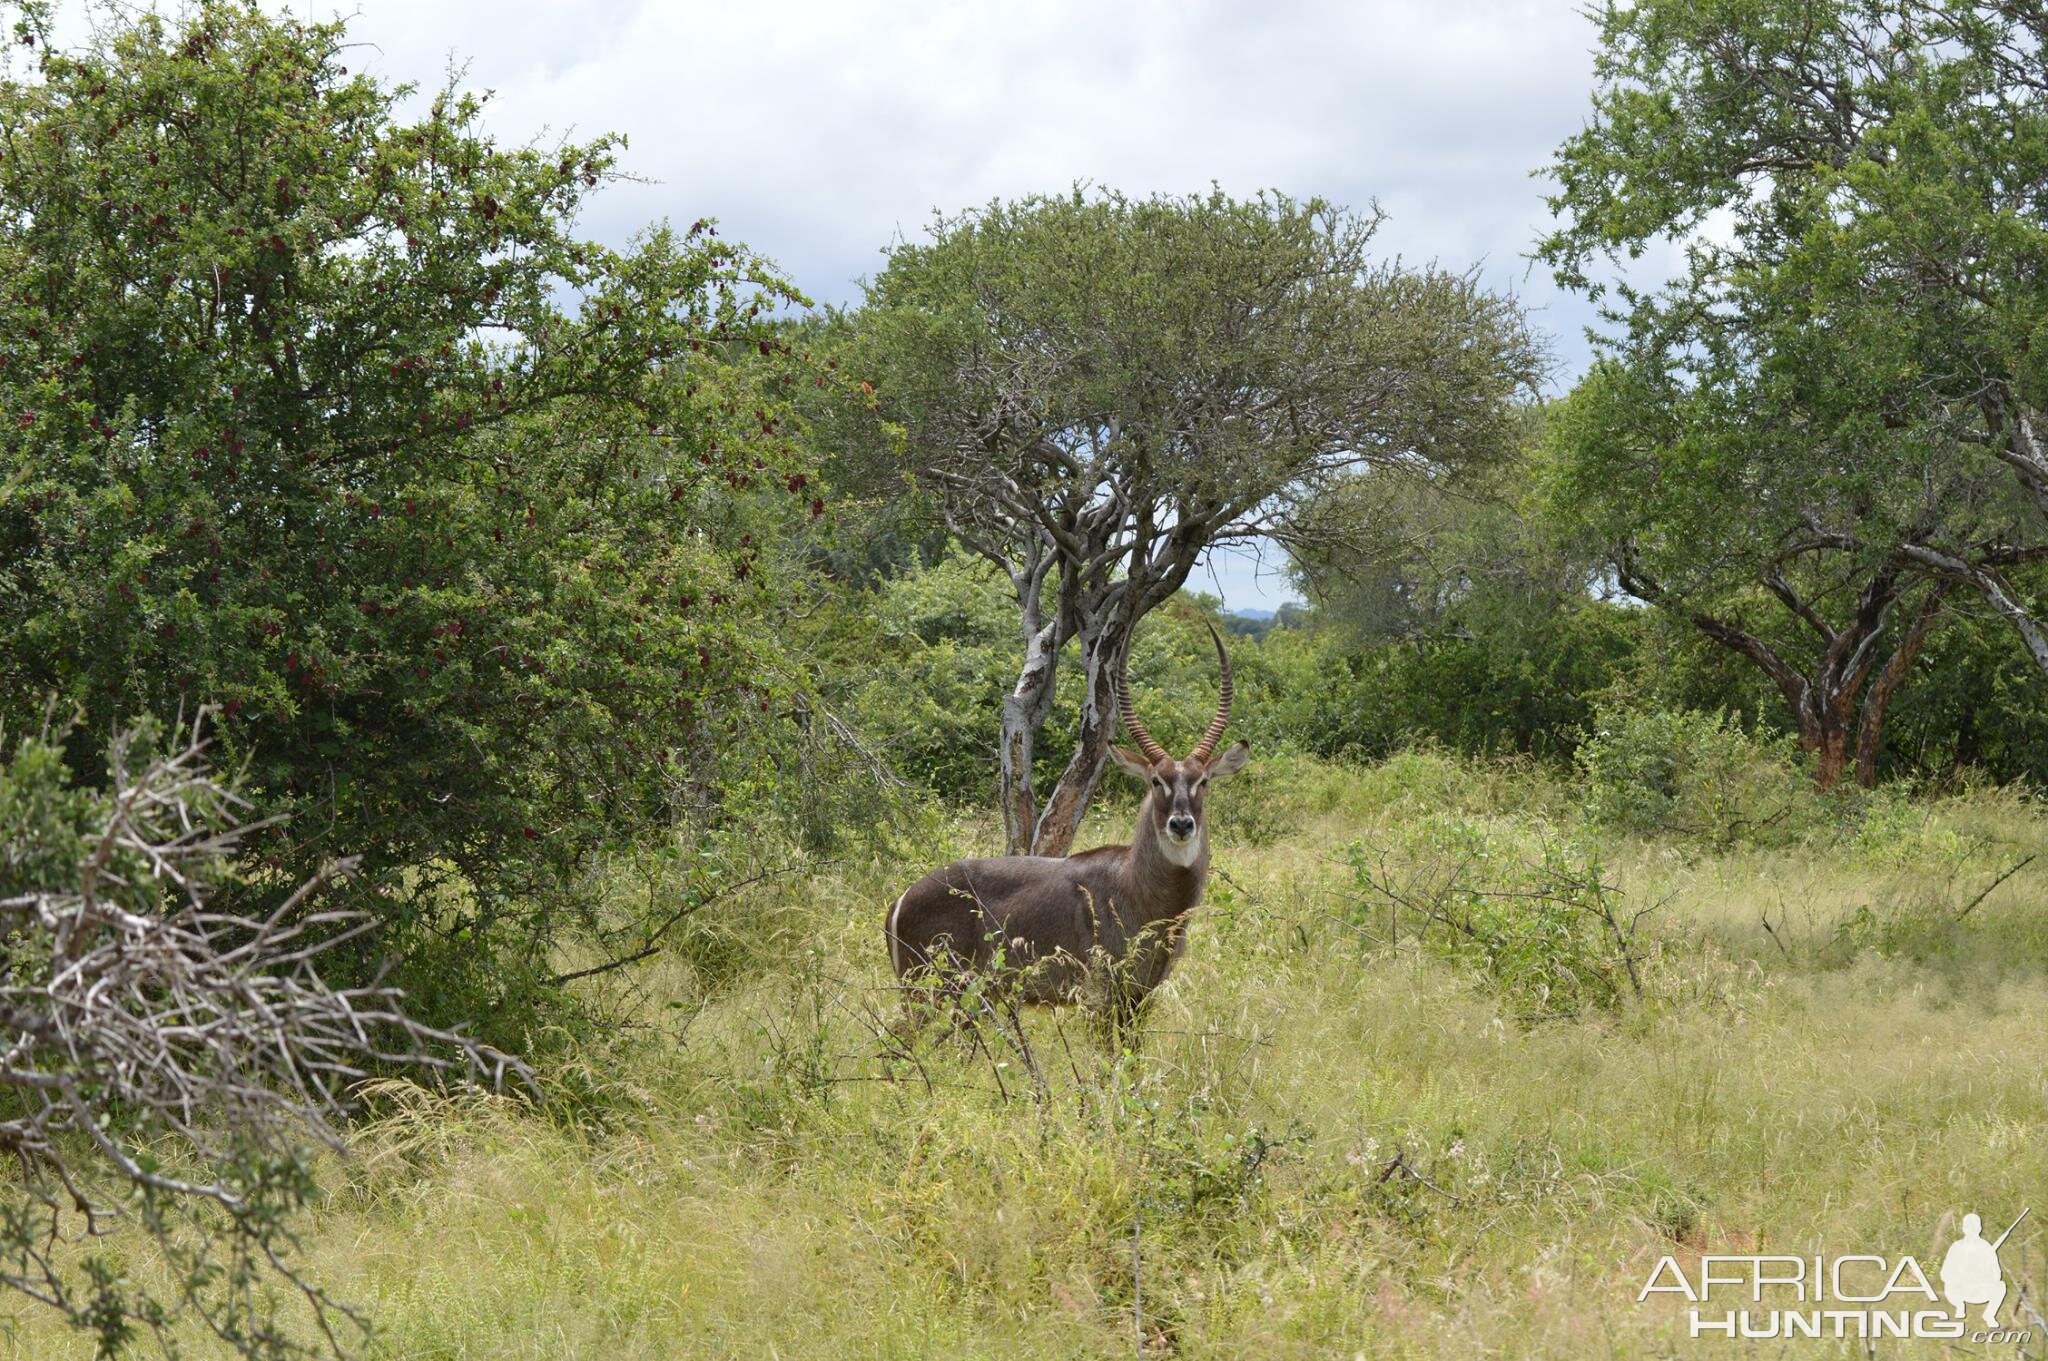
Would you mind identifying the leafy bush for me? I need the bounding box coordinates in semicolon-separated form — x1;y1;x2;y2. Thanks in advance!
1271;603;1640;764
1574;706;1813;845
1349;818;1653;1018
1877;608;2048;785
1341;745;1569;822
1848;788;1983;871
816;548;1024;802
812;550;1300;808
0;3;821;981
1204;762;1309;846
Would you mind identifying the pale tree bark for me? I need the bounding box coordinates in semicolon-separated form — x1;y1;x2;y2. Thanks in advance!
1900;400;2048;680
941;430;1244;854
1900;541;2048;679
1986;406;2048;527
998;627;1058;852
1016;524;1205;856
1029;624;1124;856
995;541;1063;853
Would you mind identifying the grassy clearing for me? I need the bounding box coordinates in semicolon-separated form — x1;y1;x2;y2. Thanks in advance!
9;751;2048;1359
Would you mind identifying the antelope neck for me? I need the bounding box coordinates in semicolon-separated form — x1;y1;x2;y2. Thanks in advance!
1124;798;1206;912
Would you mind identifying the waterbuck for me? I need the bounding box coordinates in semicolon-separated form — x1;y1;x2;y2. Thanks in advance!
885;624;1250;1025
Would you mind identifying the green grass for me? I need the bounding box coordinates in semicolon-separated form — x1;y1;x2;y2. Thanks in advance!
10;751;2048;1359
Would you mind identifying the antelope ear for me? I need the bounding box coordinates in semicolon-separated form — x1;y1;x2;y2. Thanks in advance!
1204;740;1251;780
1108;746;1154;781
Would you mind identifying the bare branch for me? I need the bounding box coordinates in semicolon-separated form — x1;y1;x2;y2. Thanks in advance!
0;710;527;1357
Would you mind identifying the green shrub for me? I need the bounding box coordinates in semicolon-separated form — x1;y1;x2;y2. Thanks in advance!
812;550;1305;808
0;3;820;989
1574;706;1813;845
1348;817;1653;1018
1261;602;1641;764
1339;745;1569;823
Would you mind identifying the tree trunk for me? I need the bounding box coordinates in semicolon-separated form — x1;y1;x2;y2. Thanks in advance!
1854;585;1948;787
998;618;1061;856
1028;623;1128;856
1777;587;1946;791
1810;718;1853;791
1624;554;1940;793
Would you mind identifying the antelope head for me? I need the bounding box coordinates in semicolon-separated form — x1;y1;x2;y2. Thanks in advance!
1108;623;1252;867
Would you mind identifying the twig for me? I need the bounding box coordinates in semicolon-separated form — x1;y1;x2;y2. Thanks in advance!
547;860;832;985
1376;1145;1461;1204
1131;1191;1143;1359
0;707;524;1354
1956;853;2036;920
1759;903;1793;959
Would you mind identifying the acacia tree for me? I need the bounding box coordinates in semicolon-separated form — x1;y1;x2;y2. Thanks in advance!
1544;360;1962;789
1539;0;2048;702
0;3;817;966
849;189;1539;854
1617;554;1952;791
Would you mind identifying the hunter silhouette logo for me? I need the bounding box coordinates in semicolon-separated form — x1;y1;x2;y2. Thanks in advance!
1638;1208;2033;1343
1943;1210;2026;1327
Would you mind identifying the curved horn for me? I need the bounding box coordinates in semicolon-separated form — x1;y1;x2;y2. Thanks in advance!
1115;640;1169;764
1190;622;1234;762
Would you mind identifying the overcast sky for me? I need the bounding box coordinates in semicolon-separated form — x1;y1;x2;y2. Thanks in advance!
284;0;1608;610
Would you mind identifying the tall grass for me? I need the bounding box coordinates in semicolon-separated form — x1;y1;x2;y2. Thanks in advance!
11;751;2048;1359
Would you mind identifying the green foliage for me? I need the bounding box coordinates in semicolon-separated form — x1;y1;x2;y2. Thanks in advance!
1539;0;2048;717
807;549;1301;807
1574;705;1813;844
808;547;1021;803
1876;603;2048;784
1847;786;1983;872
1266;603;1639;764
801;543;2035;814
1349;819;1652;1018
1279;443;1649;765
0;3;821;969
830;184;1541;851
1336;746;1566;821
844;186;1540;506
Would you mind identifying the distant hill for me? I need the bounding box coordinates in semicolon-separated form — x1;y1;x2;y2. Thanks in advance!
1219;603;1308;639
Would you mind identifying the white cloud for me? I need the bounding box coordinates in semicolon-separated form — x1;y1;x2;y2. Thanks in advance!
301;2;1616;603
302;2;1599;307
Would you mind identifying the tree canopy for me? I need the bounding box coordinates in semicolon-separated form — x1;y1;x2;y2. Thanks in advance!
1537;0;2048;784
1539;0;2048;749
844;187;1541;852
